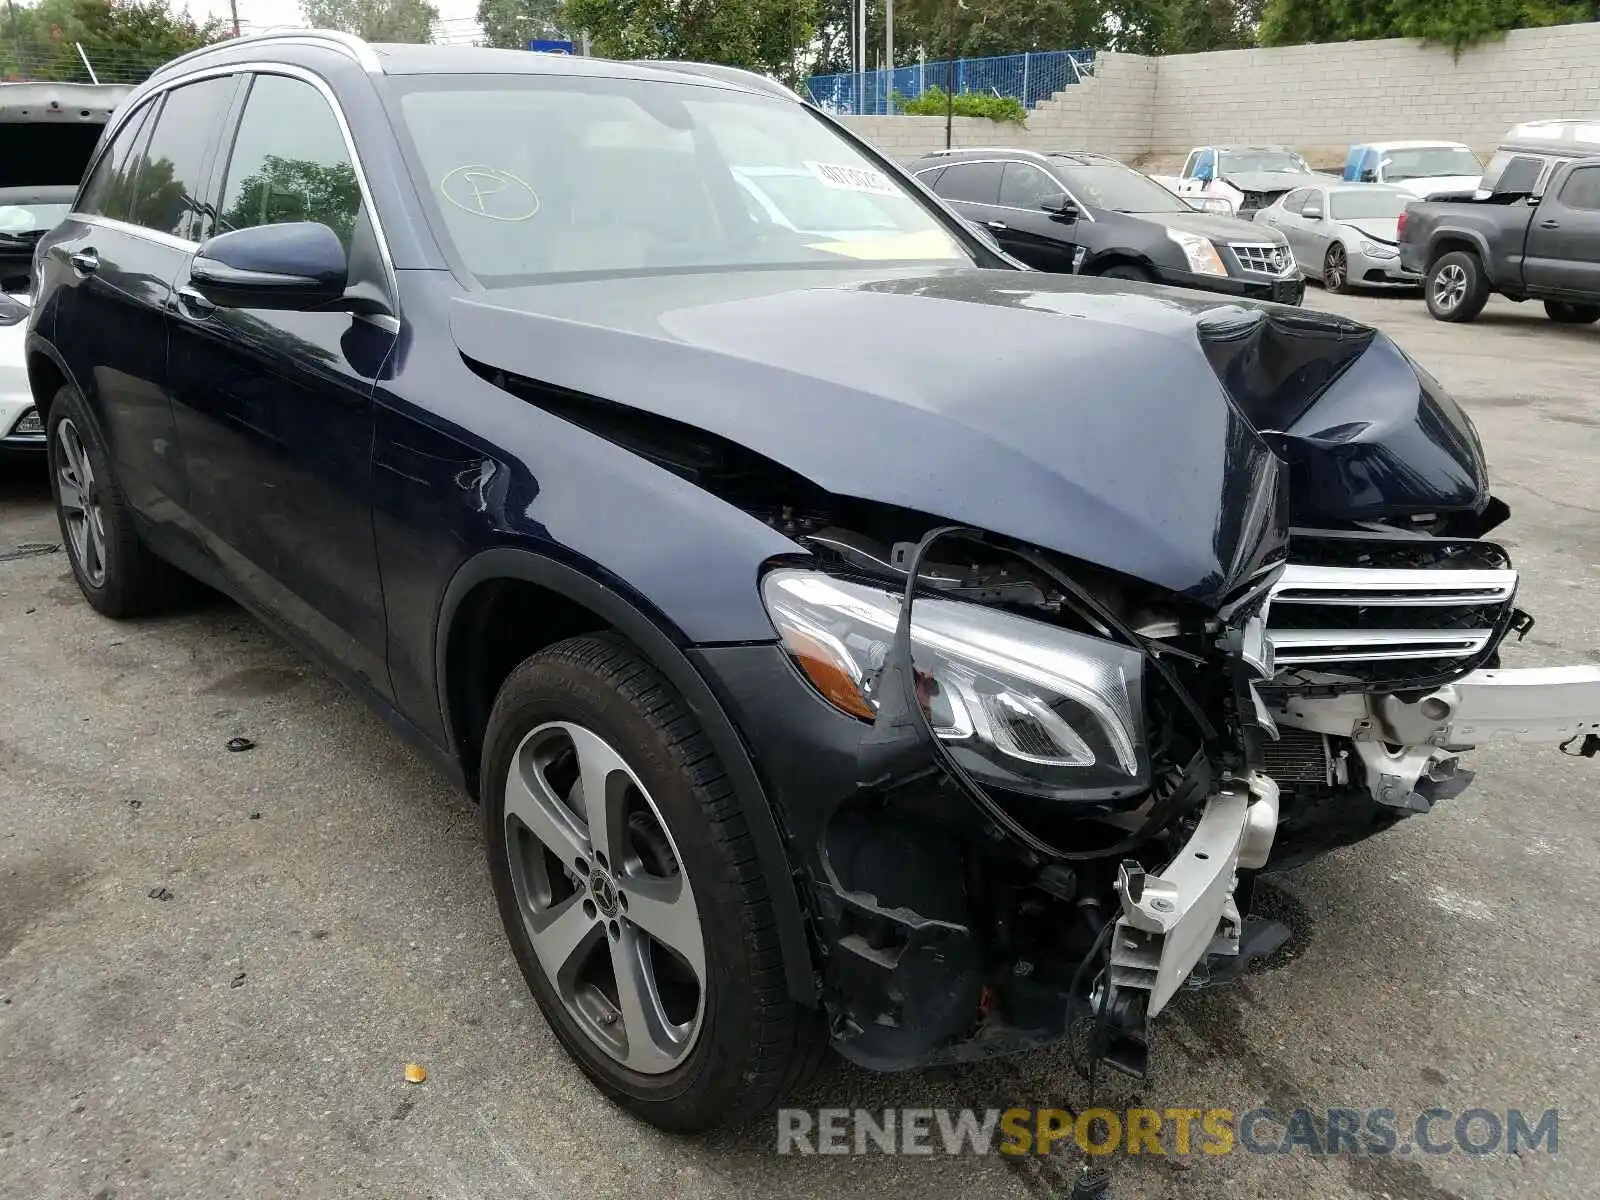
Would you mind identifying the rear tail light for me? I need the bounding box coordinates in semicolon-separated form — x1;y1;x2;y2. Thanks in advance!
1396;210;1408;241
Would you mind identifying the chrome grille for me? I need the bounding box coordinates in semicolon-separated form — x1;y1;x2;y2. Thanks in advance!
1230;241;1296;277
1262;539;1518;688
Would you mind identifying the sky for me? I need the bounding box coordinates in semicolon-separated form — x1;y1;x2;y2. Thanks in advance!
180;0;487;44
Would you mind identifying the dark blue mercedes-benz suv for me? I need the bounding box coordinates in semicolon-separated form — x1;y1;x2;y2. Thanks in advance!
29;30;1600;1135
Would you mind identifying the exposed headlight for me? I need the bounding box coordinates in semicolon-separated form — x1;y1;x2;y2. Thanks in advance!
1165;229;1228;277
14;408;42;436
1359;239;1398;259
761;569;1149;799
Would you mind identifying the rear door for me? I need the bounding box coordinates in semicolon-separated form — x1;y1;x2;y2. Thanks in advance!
165;69;397;693
48;75;239;535
1522;164;1600;298
1266;188;1311;258
926;160;1004;236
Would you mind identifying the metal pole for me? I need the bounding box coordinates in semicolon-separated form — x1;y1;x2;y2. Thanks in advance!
74;41;98;84
886;0;893;112
1022;51;1029;108
229;0;240;36
858;0;866;114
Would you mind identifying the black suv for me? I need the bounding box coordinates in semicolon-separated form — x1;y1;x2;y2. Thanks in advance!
913;148;1305;304
28;32;1588;1136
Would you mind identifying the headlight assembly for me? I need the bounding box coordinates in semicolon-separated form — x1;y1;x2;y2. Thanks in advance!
761;569;1149;800
1359;238;1398;259
1165;229;1228;277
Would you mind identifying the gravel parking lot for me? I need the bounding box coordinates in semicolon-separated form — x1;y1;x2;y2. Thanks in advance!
2;289;1596;1200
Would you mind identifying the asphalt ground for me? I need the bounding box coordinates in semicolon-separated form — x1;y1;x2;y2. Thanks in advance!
1;287;1596;1200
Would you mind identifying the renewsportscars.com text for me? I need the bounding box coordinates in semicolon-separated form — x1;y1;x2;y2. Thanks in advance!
775;1106;1559;1158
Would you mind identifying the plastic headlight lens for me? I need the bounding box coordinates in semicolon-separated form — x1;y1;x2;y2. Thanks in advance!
1359;238;1398;259
762;569;1149;799
1165;229;1228;277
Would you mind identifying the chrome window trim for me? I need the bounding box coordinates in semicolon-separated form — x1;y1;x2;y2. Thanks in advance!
916;157;1096;222
70;60;400;317
74;214;198;252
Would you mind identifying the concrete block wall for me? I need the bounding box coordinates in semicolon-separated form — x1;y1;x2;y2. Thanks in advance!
838;21;1600;167
1149;22;1600;162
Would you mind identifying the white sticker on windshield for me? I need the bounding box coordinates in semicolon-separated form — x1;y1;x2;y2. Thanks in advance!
804;161;900;197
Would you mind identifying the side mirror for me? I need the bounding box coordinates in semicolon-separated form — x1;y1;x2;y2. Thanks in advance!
190;222;349;311
1196;166;1214;183
1358;169;1377;183
1303;200;1324;220
1041;192;1078;218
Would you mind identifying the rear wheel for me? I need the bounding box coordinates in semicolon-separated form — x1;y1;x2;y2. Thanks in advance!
1544;300;1600;324
1322;243;1350;293
481;634;824;1132
46;385;191;617
1425;250;1488;322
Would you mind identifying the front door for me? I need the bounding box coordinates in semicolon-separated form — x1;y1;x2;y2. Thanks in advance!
1522;165;1600;298
166;70;398;694
992;160;1081;272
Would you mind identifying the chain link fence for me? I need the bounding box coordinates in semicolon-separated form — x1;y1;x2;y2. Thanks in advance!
805;49;1095;117
1;40;180;86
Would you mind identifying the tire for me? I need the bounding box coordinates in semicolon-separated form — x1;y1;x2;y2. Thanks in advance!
1097;263;1155;283
1322;243;1351;293
481;633;824;1132
1424;250;1489;323
1544;300;1600;325
45;384;191;617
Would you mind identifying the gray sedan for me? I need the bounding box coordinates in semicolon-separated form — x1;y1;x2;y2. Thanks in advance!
1256;183;1420;292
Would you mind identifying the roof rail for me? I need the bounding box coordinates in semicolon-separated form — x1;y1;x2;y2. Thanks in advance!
152;28;382;79
923;146;1052;161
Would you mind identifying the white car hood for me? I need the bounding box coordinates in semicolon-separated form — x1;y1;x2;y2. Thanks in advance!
1393;175;1482;199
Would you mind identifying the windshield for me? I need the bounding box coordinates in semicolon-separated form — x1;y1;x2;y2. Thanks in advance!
1381;146;1481;182
0;202;70;237
393;74;968;286
1055;163;1188;213
1220;150;1309;175
1329;190;1408;220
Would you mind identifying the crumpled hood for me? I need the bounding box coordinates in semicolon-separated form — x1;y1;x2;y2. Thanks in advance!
1394;175;1481;199
450;267;1482;606
1219;170;1319;195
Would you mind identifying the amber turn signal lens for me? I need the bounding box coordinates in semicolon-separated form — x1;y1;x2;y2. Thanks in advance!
784;628;877;720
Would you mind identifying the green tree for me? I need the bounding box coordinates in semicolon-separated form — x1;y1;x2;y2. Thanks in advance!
218;155;362;246
1259;0;1595;52
299;0;438;42
1;0;230;81
476;0;565;49
559;0;819;82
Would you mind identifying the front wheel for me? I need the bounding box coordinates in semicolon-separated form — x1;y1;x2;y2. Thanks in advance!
1096;263;1156;284
1322;243;1351;293
1544;300;1600;324
1425;250;1489;322
481;634;823;1132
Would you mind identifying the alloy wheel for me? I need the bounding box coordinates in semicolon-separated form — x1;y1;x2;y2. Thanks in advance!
503;721;706;1074
55;418;107;587
1432;263;1467;312
1324;244;1347;291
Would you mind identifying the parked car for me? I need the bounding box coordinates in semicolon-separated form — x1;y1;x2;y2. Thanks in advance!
0;82;128;454
1256;183;1419;292
1399;156;1600;322
912;148;1304;304
1342;141;1482;199
30;33;1600;1133
1155;145;1326;217
1479;119;1600;197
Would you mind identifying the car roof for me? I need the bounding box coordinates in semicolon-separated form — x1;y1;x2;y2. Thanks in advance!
915;147;1124;166
1357;140;1472;152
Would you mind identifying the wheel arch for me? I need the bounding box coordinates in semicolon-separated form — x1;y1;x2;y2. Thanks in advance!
1425;230;1491;272
435;546;818;1005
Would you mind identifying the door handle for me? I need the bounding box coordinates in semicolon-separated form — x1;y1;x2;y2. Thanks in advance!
175;286;216;318
986;220;1008;231
1539;219;1561;229
69;249;99;274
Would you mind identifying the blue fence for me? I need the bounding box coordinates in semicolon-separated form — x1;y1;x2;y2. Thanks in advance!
804;49;1095;117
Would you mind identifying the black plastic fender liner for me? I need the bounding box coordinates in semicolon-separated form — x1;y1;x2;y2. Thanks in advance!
434;546;818;1005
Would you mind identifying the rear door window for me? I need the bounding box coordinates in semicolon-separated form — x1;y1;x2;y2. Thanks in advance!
76;100;157;222
126;76;238;241
1280;188;1309;214
934;162;1002;204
